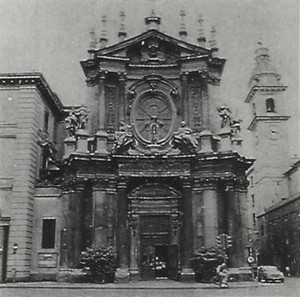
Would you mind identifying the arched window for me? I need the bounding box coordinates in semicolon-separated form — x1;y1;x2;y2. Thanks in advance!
266;98;275;112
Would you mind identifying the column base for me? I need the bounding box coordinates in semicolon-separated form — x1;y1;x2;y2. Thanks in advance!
115;268;130;283
179;268;195;282
129;268;140;281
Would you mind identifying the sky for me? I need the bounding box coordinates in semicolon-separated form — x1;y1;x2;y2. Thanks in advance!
0;0;299;157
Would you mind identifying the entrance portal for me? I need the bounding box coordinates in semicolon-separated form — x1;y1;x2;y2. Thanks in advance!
128;183;182;281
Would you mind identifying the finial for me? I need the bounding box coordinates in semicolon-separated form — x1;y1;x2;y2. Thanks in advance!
99;15;108;48
197;14;206;47
88;28;97;59
145;8;161;31
249;41;281;87
179;9;187;41
89;28;97;50
209;25;218;57
118;9;127;41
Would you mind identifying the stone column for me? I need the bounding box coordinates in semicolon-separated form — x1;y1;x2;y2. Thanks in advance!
118;73;126;123
86;78;99;135
226;183;249;267
180;177;195;282
116;179;129;282
201;180;219;247
93;181;108;247
129;216;139;281
181;73;189;123
201;74;210;130
95;71;108;154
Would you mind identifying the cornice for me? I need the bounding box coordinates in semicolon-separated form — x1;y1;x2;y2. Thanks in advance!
0;72;64;117
245;85;287;103
247;115;290;131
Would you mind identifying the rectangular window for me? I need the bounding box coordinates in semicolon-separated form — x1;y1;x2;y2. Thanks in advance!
252;213;256;226
44;109;49;132
251;194;255;206
261;224;264;236
42;219;56;249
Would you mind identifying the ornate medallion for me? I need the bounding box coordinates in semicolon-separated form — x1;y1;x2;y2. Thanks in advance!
131;91;175;145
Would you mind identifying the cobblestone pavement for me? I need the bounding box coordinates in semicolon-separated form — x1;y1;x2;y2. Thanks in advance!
0;278;299;297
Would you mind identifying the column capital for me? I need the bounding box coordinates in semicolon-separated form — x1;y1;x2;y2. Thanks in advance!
99;70;108;81
117;177;128;189
180;72;189;81
118;72;127;82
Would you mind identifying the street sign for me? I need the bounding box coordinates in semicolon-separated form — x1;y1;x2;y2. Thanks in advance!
247;256;255;264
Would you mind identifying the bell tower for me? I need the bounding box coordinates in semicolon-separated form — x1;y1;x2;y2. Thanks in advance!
246;43;289;215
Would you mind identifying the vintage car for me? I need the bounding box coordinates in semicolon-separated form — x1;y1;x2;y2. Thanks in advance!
257;266;284;283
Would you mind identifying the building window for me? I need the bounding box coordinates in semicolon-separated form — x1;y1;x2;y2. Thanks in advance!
266;98;275;112
42;219;56;249
252;213;256;226
44;109;50;132
251;194;255;206
261;224;264;236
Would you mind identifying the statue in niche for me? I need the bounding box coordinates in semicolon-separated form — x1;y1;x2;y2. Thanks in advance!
112;121;136;154
145;116;165;144
217;106;232;128
65;105;88;137
172;121;198;154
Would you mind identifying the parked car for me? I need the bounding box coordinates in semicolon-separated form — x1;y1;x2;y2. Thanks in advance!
257;266;284;283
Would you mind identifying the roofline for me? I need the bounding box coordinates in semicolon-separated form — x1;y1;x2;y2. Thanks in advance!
284;159;300;176
0;72;64;118
245;85;287;103
257;194;300;217
95;29;211;56
247;115;290;131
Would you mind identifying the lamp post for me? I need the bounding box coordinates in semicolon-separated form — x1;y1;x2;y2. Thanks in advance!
12;243;18;282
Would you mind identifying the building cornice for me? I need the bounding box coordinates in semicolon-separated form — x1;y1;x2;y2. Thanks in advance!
0;72;64;118
245;85;287;103
247;115;290;131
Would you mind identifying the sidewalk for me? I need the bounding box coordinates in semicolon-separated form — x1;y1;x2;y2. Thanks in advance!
0;280;261;289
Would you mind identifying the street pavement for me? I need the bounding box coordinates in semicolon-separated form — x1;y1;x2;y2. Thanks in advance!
0;277;299;297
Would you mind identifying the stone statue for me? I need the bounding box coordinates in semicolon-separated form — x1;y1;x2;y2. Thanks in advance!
145;116;165;144
112;121;135;154
217;106;232;128
172;121;198;154
65;105;88;137
230;119;242;134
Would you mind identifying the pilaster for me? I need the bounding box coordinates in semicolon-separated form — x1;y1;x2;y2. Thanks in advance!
115;178;130;282
180;177;195;282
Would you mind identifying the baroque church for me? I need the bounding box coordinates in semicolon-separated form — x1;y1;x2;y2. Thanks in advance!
0;10;256;282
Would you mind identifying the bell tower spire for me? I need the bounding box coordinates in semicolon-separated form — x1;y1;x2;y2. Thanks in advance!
179;9;187;41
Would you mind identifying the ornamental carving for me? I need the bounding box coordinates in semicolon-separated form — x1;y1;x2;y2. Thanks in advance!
112;121;136;154
131;90;176;146
190;86;202;131
105;86;116;133
171;121;198;154
141;37;166;62
65;105;88;136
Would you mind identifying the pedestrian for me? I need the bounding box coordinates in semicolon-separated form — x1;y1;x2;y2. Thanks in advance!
216;261;229;288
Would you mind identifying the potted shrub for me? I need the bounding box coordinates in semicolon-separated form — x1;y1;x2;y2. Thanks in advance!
79;246;116;283
191;247;226;282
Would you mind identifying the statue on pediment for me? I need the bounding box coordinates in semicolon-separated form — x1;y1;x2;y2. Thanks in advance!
141;38;166;62
172;121;198;154
65;105;88;137
217;106;232;128
112;121;136;154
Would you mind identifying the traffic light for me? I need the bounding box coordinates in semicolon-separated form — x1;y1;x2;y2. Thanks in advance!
227;235;232;248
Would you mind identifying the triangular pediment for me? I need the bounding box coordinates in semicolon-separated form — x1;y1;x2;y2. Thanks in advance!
95;30;211;61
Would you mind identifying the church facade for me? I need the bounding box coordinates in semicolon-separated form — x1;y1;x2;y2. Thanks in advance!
0;12;254;282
